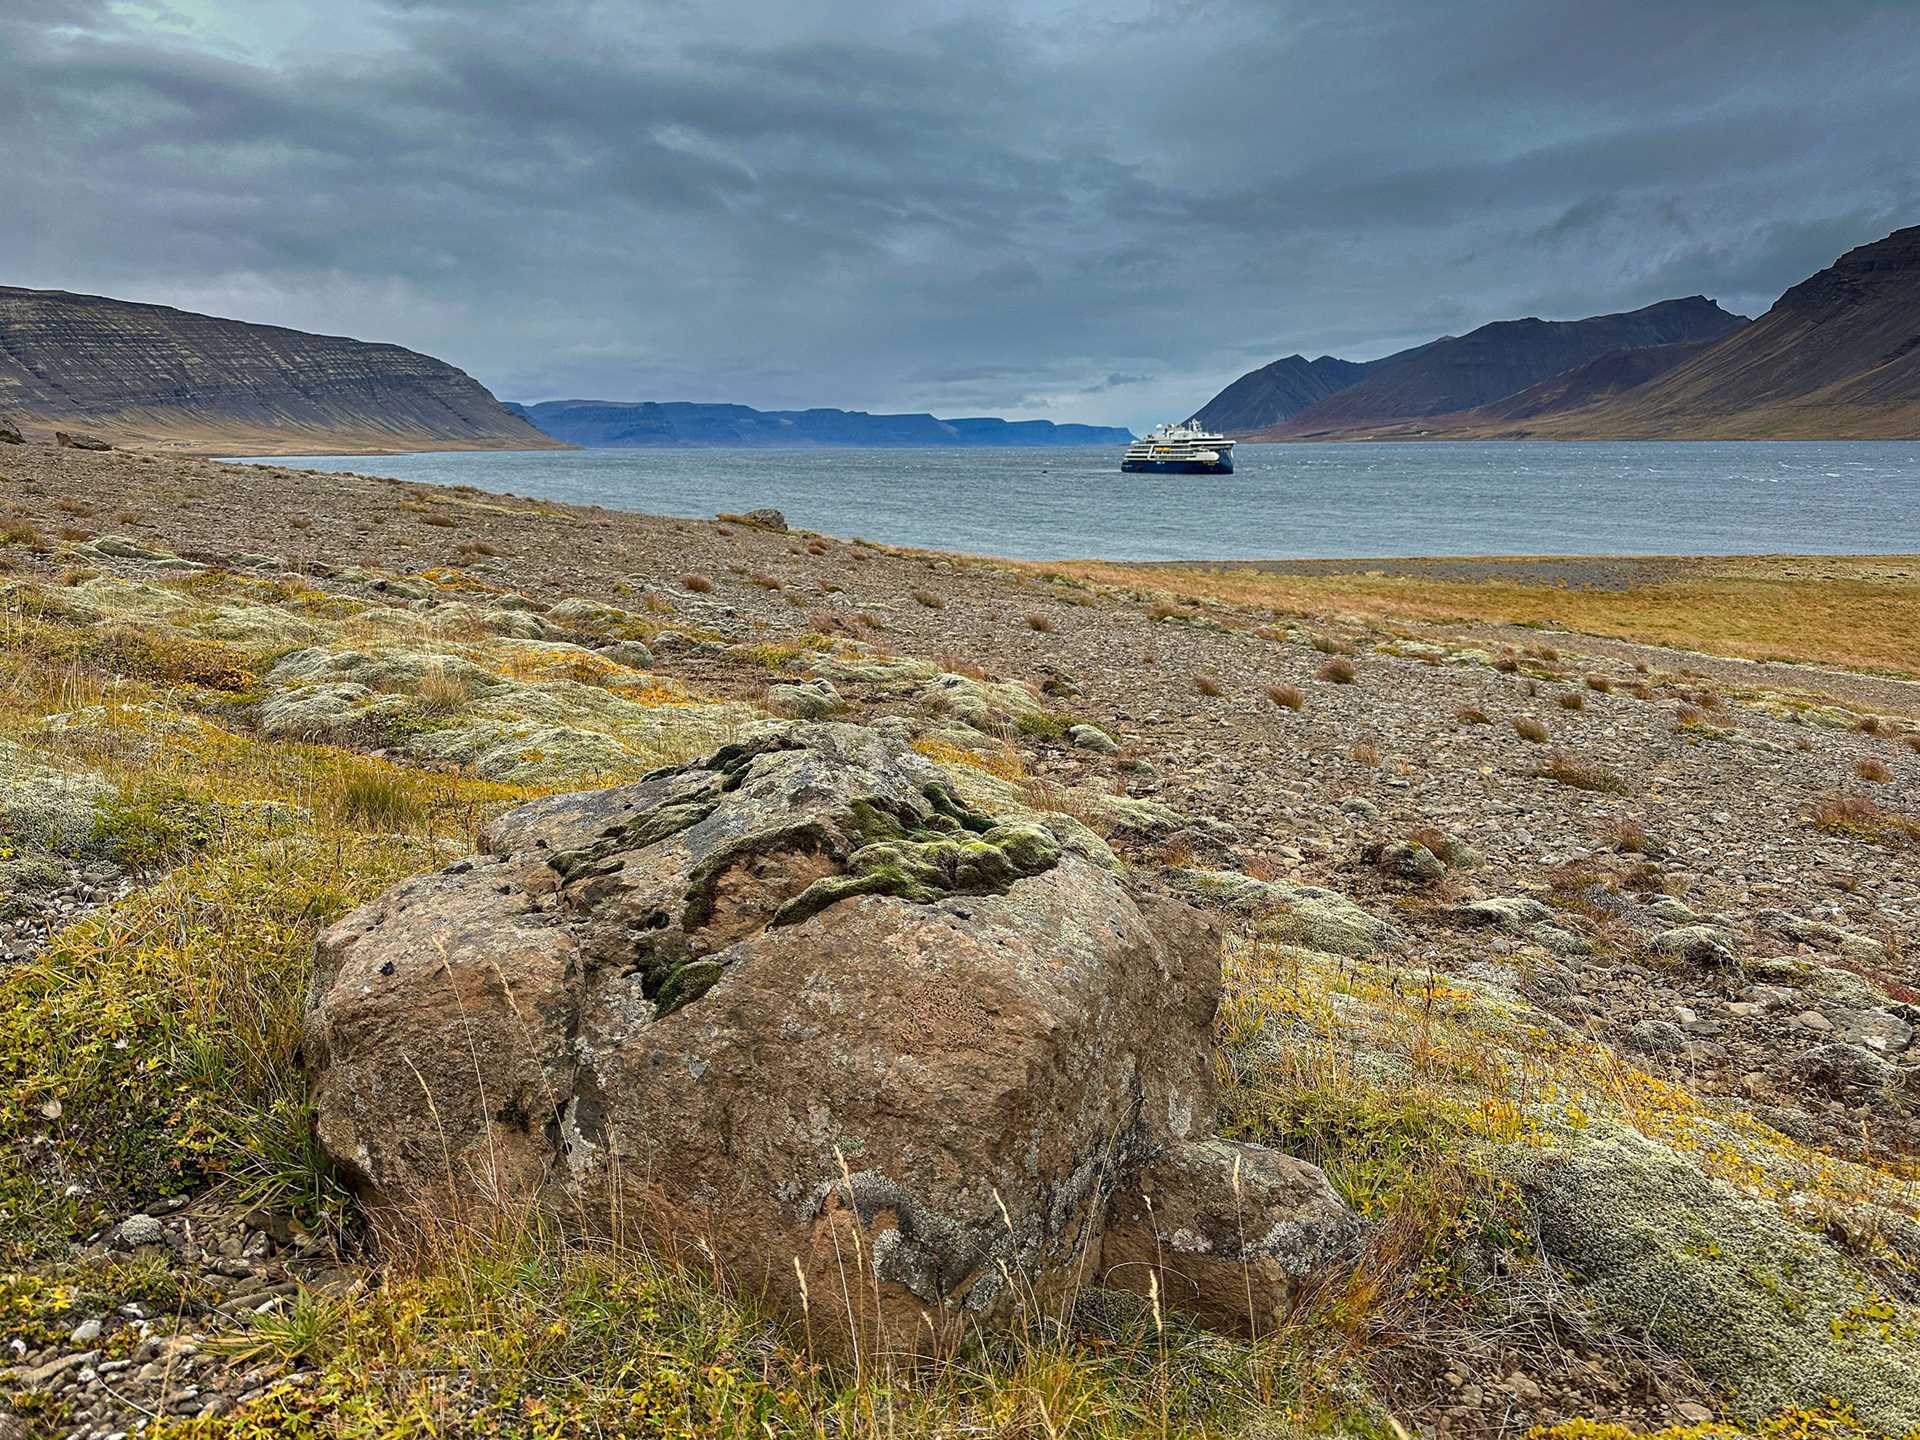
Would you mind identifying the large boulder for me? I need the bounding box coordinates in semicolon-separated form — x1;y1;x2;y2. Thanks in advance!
0;415;23;444
305;723;1358;1355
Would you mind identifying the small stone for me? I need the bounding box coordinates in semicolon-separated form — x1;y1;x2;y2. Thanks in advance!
69;1318;102;1345
1627;1018;1688;1054
114;1214;166;1248
600;639;654;670
1066;723;1120;755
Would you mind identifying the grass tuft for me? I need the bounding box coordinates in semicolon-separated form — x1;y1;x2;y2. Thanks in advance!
1533;749;1627;793
1266;683;1305;711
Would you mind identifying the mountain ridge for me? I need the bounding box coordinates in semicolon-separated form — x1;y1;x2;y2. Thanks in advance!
1230;296;1749;439
0;286;557;454
1192;354;1368;432
1504;224;1920;438
1202;225;1920;441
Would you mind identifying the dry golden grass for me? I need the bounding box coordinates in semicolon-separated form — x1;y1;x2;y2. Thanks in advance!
1194;673;1224;697
1266;683;1305;710
1047;555;1920;676
1812;794;1920;843
1512;716;1550;743
1455;705;1490;726
415;663;479;716
1556;690;1586;711
1606;815;1651;853
1535;749;1628;794
1855;757;1893;783
1025;613;1054;633
681;573;714;594
1317;657;1356;684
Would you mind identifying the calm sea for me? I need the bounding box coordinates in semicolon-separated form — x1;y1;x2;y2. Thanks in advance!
230;441;1920;562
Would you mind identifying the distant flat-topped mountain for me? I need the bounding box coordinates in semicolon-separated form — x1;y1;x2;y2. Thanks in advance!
508;400;1133;448
0;286;556;454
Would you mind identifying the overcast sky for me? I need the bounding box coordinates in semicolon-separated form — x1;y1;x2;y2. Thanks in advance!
5;0;1918;429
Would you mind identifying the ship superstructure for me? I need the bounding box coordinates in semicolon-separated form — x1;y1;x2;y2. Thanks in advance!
1120;420;1235;474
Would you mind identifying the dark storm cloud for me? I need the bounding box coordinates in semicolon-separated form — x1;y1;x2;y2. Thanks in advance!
4;0;1917;427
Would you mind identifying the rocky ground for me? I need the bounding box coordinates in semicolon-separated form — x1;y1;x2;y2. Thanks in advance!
2;441;1917;1439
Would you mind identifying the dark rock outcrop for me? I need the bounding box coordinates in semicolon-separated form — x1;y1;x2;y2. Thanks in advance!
304;724;1359;1354
54;430;111;451
0;285;558;453
0;415;21;444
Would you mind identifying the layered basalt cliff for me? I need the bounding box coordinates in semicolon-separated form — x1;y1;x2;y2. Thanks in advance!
0;286;558;454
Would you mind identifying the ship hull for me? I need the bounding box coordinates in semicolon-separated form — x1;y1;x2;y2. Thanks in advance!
1120;455;1234;474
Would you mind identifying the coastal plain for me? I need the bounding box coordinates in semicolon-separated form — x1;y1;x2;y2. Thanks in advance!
2;442;1919;1439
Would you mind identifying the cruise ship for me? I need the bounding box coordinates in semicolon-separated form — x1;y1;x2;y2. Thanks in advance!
1120;420;1235;474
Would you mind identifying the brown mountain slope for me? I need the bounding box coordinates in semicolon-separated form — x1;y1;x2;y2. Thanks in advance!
1243;296;1748;439
1462;337;1726;425
0;286;558;454
1191;354;1369;432
1492;226;1920;439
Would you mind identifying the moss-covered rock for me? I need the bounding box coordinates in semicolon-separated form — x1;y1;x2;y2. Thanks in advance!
1169;868;1398;957
768;678;843;719
80;535;176;562
1448;896;1553;930
260;682;414;741
1512;1120;1920;1433
0;741;110;854
403;721;645;785
1067;723;1120;754
546;597;640;638
809;653;940;686
774;821;1064;927
268;646;499;697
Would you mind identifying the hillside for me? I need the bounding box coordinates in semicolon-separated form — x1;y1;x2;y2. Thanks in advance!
0;286;558;454
1239;297;1748;438
1495;225;1920;438
508;399;1132;447
1191;354;1368;432
1466;337;1726;425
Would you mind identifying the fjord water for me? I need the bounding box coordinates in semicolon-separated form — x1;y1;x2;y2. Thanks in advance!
243;441;1920;561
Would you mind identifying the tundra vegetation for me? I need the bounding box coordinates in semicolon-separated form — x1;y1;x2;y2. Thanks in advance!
1;447;1918;1439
